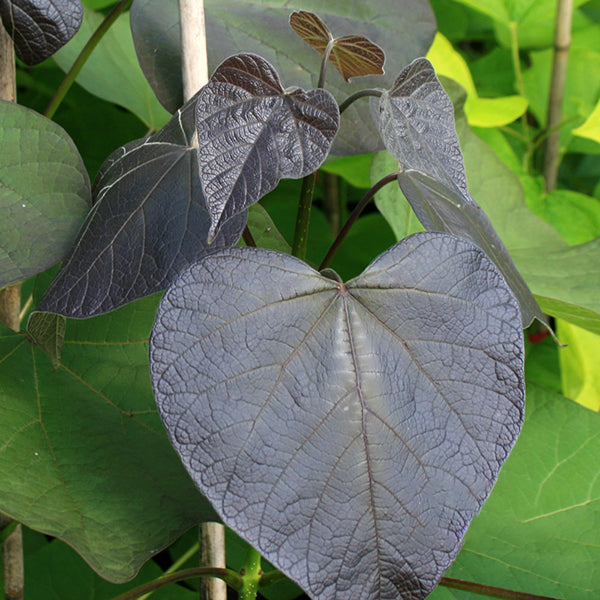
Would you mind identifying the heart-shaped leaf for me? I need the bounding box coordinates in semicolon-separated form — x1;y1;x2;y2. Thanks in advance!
289;11;385;81
375;58;469;197
0;100;90;289
0;0;82;65
36;93;246;319
150;233;525;600
196;53;339;242
374;59;548;330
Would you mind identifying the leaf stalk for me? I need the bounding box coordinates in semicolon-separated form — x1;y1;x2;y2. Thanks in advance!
44;0;134;120
319;171;399;270
339;88;383;114
440;576;562;600
238;545;262;600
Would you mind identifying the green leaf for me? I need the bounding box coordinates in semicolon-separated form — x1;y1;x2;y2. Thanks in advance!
24;532;196;600
445;81;600;334
452;0;589;48
53;6;171;129
526;189;600;245
321;153;373;189
0;295;217;583
27;312;66;369
522;27;600;149
573;98;600;144
557;320;600;412
430;383;600;600
246;205;291;254
426;32;527;127
0;101;90;290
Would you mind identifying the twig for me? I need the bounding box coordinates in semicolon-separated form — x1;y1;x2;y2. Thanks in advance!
44;0;134;119
0;19;24;600
543;0;573;192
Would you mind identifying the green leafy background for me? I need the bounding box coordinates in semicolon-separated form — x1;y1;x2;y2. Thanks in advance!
1;0;599;598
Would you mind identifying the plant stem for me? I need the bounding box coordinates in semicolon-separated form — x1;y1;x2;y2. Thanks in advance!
179;0;209;99
317;40;334;89
440;576;561;600
0;19;24;600
322;172;341;235
109;567;243;600
319;171;399;270
339;89;383;115
238;546;262;600
291;171;317;260
543;0;573;192
138;542;200;600
258;569;287;589
509;21;529;141
242;225;257;247
199;523;226;600
44;0;133;119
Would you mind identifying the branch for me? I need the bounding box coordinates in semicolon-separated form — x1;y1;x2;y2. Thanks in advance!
441;576;562;600
44;0;133;119
543;0;573;192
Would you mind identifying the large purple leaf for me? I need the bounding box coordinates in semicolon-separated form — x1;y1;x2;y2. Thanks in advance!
36;93;245;319
0;0;82;65
150;232;525;600
374;58;548;329
196;53;339;242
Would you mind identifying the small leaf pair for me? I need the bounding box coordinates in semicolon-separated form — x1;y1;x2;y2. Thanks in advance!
289;10;385;82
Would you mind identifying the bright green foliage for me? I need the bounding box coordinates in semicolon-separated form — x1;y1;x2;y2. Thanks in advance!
557;320;600;411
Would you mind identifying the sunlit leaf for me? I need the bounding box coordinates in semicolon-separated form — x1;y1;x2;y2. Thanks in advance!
556;320;600;412
151;233;524;600
0;0;82;65
195;53;339;241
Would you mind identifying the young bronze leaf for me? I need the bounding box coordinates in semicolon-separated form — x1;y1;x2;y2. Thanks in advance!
330;35;385;81
289;10;332;53
289;11;385;81
375;58;548;329
195;53;339;242
0;0;83;65
150;233;525;600
36;93;245;319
